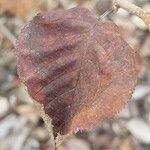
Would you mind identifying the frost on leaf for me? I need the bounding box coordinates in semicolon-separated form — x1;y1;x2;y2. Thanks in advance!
17;7;139;136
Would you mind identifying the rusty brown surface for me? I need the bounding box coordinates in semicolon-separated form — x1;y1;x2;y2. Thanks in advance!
17;7;138;135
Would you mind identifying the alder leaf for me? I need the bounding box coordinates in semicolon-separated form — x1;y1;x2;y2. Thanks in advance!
17;7;139;136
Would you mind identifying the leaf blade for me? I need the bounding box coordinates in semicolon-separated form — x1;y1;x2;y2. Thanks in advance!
17;7;139;136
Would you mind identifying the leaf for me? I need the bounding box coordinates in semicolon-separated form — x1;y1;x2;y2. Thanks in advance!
17;7;139;136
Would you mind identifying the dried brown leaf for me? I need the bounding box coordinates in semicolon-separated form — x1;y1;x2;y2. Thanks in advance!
17;7;138;136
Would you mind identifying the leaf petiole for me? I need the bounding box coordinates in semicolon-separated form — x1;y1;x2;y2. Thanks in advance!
97;8;113;20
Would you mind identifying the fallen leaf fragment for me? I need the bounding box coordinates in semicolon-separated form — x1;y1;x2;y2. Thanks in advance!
142;13;150;31
17;7;139;136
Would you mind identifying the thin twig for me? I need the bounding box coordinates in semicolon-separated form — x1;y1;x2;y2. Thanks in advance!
112;0;145;18
112;0;150;30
